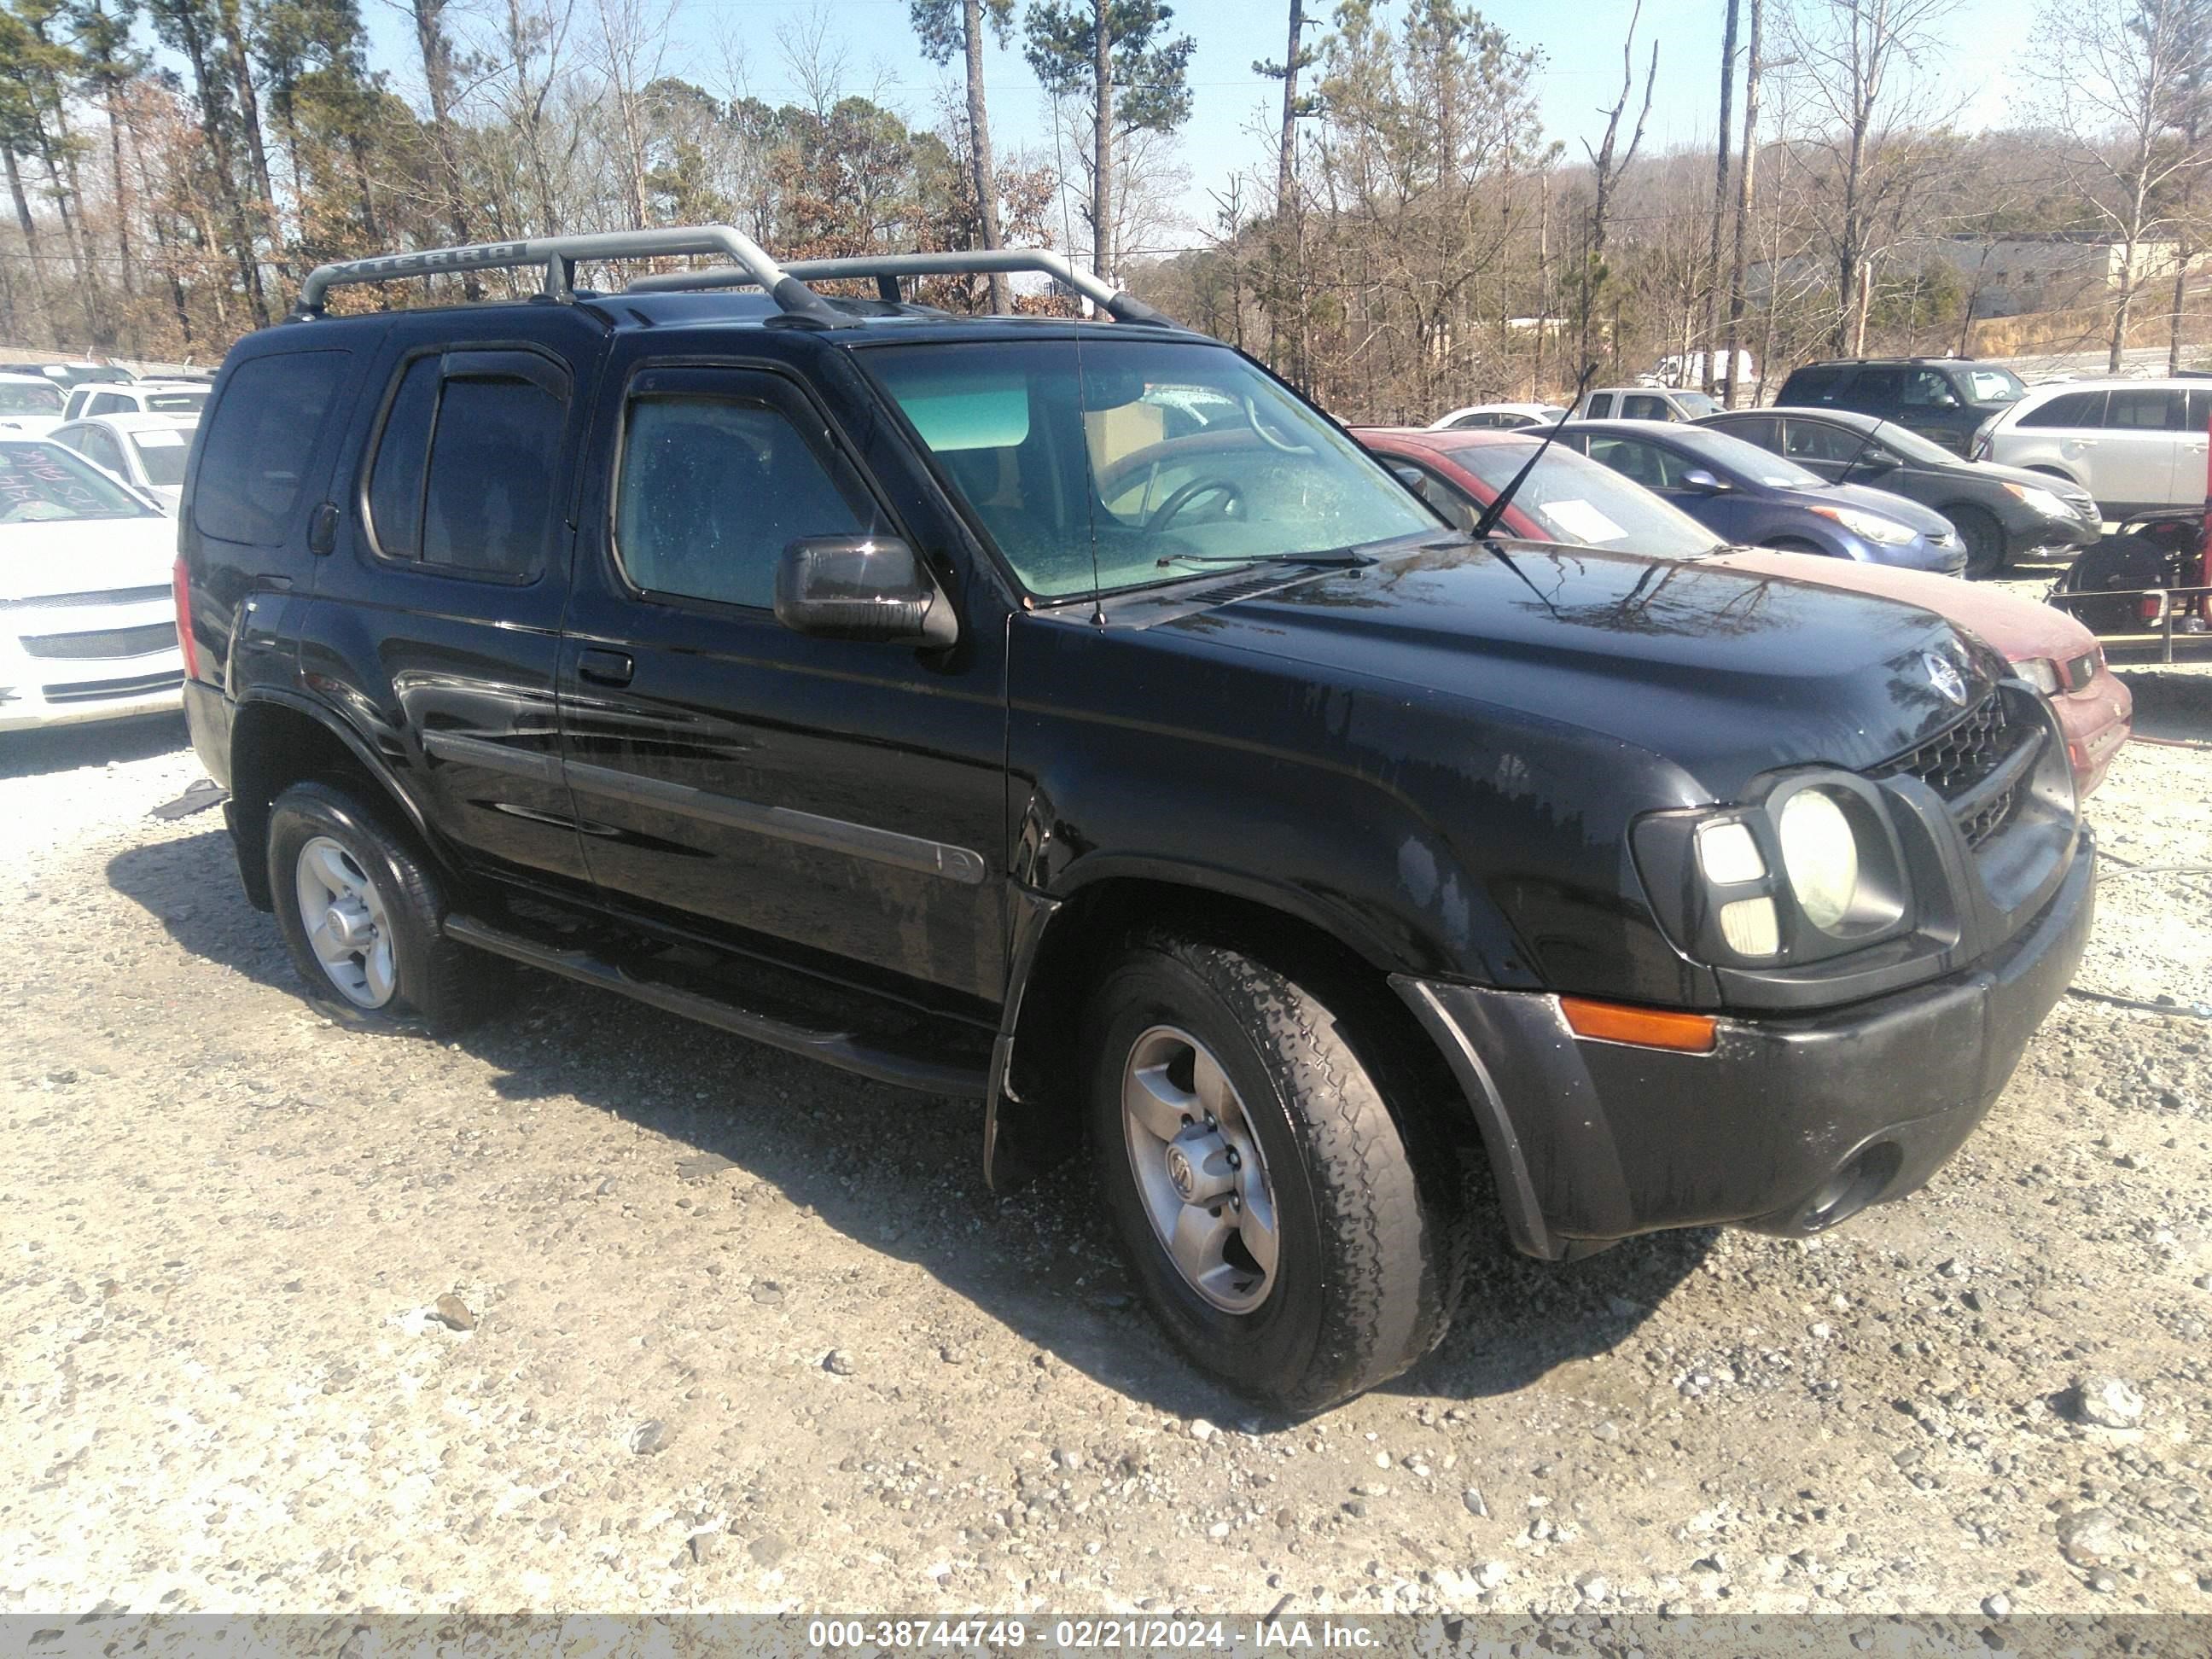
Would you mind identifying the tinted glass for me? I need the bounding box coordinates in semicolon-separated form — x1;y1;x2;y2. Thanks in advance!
1707;413;1779;448
615;395;870;608
1442;439;1725;559
0;439;155;521
2018;389;2110;429
1586;393;1615;417
867;339;1435;597
364;358;440;559
2189;388;2212;431
1902;370;1960;408
1781;418;1862;463
1584;434;1697;488
131;427;191;486
421;370;566;575
87;392;129;416
1621;394;1670;420
144;390;206;414
1783;365;1844;402
193;350;349;544
1847;367;1905;406
2107;388;2180;431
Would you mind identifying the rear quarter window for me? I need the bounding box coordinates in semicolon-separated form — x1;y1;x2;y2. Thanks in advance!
193;349;352;545
1781;365;1845;403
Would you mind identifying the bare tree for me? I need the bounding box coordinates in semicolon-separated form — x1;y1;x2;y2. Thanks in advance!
1578;0;1656;379
1702;0;1739;392
911;0;1015;311
1722;0;1763;405
2026;0;2212;370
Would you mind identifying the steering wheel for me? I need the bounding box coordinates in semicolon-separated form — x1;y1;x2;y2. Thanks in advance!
1145;476;1244;533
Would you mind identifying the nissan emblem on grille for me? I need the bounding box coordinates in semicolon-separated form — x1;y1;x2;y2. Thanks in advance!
1923;651;1967;706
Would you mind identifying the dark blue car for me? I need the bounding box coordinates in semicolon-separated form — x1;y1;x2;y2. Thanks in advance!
1560;420;1969;576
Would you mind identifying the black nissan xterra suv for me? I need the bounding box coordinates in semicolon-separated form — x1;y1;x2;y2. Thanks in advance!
178;228;2095;1411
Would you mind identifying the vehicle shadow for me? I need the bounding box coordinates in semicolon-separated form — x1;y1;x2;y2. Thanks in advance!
1;711;187;780
106;825;1703;1422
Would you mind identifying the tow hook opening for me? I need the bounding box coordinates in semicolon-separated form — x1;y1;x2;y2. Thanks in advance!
1798;1140;1904;1233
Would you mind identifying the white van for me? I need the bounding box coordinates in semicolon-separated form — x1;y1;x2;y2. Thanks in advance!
1652;350;1755;393
1978;379;2211;515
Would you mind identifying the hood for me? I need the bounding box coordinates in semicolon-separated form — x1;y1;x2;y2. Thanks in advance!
1787;480;1955;537
1707;547;2093;663
0;515;176;602
1144;540;1996;795
1971;458;2094;499
0;416;62;439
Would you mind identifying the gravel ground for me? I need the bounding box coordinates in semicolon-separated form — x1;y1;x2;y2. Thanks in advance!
1;707;2208;1620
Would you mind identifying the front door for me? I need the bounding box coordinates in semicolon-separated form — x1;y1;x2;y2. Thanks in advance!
557;360;1009;1004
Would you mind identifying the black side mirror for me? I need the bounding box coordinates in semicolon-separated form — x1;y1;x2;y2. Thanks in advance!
1852;448;1900;474
775;536;957;647
1679;468;1731;494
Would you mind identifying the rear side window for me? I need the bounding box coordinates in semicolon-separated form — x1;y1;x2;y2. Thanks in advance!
1586;393;1615;417
1783;365;1845;402
2018;390;2109;429
1844;367;1904;407
364;351;568;578
2106;388;2180;431
193;349;351;545
614;393;869;609
2187;388;2212;430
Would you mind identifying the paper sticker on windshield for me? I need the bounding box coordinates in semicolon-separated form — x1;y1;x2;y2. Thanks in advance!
134;429;187;446
1540;498;1627;544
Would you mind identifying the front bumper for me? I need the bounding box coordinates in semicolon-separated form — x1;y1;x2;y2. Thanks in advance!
1396;833;2095;1259
0;651;184;731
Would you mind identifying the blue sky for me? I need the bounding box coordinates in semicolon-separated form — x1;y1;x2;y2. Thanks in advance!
358;0;2038;247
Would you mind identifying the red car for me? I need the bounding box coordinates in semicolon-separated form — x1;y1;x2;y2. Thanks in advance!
1358;426;2133;796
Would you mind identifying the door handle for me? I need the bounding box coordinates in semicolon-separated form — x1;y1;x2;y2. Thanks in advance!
307;500;338;556
577;648;633;687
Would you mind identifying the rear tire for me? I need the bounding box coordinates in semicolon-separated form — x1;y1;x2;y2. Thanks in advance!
1082;934;1454;1413
267;779;506;1035
1947;504;2006;578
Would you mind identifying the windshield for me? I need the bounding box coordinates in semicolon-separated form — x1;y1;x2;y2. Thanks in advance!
1445;440;1726;559
1965;367;2025;404
145;390;207;414
0;439;156;521
131;427;192;486
1672;390;1720;418
1871;421;1960;468
0;381;64;416
864;337;1438;597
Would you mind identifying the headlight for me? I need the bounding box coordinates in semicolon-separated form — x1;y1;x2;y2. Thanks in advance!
1810;504;1918;546
2003;481;2069;517
2016;655;2062;696
1778;789;1859;929
1633;772;1913;969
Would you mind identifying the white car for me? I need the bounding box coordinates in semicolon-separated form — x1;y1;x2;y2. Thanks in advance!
0;372;68;438
1575;385;1721;422
49;413;198;514
0;436;183;732
61;378;211;422
1427;401;1569;431
1977;378;2212;515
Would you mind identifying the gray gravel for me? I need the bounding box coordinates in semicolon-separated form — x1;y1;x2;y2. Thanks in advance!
1;710;2208;1615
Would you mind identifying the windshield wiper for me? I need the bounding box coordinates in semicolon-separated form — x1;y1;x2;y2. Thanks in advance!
1471;364;1596;541
1155;548;1380;570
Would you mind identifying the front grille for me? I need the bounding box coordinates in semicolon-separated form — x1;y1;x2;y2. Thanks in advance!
0;585;170;611
20;622;177;661
1871;690;2038;852
41;670;183;704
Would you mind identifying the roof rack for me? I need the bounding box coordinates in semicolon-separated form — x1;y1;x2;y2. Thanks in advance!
292;227;1178;329
624;247;1178;327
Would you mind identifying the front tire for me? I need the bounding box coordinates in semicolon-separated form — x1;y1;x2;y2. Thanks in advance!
267;779;504;1034
1082;934;1453;1412
1947;504;2006;578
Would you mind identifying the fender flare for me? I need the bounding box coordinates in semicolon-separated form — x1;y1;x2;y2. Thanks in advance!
230;686;449;864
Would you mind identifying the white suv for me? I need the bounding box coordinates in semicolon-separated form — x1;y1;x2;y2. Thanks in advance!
1978;379;2211;516
1575;385;1720;422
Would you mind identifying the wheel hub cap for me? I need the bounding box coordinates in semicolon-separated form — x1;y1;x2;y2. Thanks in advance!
294;835;396;1010
1121;1025;1281;1314
323;897;375;951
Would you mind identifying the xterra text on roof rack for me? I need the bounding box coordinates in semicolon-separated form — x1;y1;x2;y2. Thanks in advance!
178;226;2094;1410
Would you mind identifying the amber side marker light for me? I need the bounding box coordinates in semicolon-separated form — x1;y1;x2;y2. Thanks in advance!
1560;996;1718;1054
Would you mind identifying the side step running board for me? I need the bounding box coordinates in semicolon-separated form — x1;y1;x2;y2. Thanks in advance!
444;913;988;1098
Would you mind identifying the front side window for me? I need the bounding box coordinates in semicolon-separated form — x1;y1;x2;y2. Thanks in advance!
614;394;870;609
1621;394;1671;420
1586;393;1615;417
1780;419;1861;463
0;439;156;522
2019;389;2110;429
1903;370;1959;409
864;338;1436;597
79;427;125;474
1583;434;1695;489
1965;368;2025;403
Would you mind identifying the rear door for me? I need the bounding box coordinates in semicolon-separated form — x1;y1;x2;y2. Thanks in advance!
556;356;1010;1004
2097;387;2185;507
303;318;598;888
